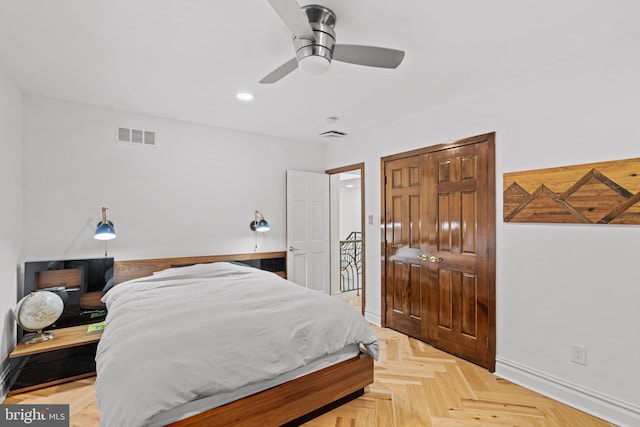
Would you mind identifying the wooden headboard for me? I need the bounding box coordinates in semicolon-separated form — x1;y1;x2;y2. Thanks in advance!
113;251;287;285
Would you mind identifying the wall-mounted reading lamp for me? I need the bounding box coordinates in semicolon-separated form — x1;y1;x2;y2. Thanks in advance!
95;207;116;256
249;210;270;232
250;210;269;251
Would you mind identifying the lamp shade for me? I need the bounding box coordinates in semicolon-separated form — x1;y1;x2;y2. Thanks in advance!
255;219;270;232
250;210;270;232
95;220;116;240
95;207;116;240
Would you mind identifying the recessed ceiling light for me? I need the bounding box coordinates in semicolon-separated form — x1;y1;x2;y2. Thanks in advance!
236;92;254;102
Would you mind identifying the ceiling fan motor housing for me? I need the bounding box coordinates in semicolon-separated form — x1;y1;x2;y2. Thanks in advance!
293;5;336;74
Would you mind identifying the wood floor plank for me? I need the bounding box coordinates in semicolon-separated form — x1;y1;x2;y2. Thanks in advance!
424;377;455;419
459;398;543;417
456;360;490;393
443;364;478;401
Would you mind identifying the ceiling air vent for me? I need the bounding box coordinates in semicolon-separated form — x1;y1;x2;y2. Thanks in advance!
319;130;347;138
117;126;156;146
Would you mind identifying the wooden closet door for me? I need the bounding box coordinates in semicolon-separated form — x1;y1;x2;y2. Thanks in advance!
425;141;493;369
382;133;495;371
383;155;429;339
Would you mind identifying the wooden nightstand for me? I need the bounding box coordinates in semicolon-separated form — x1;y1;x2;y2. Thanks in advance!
7;324;102;395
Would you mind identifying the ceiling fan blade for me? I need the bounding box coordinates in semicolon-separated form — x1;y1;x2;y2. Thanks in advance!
267;0;316;40
333;44;405;69
259;57;299;84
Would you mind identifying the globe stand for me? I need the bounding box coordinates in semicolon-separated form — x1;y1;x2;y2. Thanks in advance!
22;330;55;344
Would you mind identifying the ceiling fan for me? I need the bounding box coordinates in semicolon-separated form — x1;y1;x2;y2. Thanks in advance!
260;0;405;84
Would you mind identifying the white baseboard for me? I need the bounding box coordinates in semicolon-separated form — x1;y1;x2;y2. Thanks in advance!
496;356;640;427
364;310;381;326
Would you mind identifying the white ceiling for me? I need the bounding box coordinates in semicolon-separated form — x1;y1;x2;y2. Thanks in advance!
0;1;635;143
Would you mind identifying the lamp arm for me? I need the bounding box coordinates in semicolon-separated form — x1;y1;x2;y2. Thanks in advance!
101;207;109;224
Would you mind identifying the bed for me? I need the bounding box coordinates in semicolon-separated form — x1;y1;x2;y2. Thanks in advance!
95;252;378;426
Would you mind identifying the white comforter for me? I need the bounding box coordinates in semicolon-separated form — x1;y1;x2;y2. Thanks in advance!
95;262;378;427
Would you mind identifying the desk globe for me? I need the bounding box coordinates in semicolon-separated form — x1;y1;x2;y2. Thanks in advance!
15;291;64;344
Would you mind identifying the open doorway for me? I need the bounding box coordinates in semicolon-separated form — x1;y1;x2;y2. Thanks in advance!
327;163;365;315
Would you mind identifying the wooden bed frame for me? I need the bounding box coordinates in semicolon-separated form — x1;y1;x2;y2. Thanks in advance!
113;251;289;284
112;251;375;427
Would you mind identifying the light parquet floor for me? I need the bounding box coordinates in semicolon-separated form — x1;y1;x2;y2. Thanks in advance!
4;323;615;426
4;377;99;427
307;326;615;427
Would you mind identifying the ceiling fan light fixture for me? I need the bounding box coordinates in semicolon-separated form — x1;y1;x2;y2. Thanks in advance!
298;55;331;75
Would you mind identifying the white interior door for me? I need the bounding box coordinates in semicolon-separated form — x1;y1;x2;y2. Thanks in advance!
286;170;330;293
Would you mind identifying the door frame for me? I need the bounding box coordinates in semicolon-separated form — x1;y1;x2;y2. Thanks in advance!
326;163;366;315
380;133;496;370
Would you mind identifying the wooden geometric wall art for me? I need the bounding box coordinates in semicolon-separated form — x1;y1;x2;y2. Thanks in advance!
504;157;640;224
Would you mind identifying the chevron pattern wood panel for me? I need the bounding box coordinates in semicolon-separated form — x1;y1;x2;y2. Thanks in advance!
503;157;640;224
4;325;615;426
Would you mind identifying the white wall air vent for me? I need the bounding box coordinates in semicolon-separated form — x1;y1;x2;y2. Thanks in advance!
117;126;156;146
319;130;347;138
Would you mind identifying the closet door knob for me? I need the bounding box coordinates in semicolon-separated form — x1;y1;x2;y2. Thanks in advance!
417;254;427;260
429;256;443;263
289;246;300;252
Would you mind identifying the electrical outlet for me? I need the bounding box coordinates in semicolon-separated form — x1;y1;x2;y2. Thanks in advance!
571;345;588;365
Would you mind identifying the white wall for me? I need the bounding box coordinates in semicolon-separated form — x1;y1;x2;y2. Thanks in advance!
22;96;326;261
326;36;640;425
0;63;22;397
339;179;361;240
